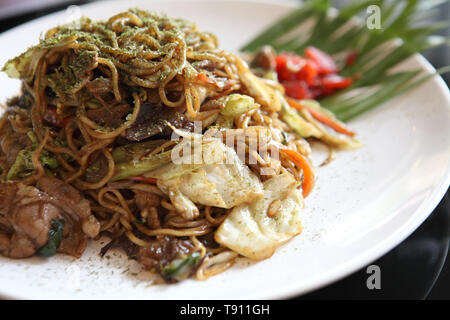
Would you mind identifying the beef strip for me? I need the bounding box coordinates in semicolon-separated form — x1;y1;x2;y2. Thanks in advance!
135;190;160;209
85;76;112;95
0;122;31;167
137;236;194;269
100;233;138;258
0;178;100;259
37;177;100;239
0;182;60;258
124;102;194;141
250;45;276;71
134;190;161;229
86;103;130;128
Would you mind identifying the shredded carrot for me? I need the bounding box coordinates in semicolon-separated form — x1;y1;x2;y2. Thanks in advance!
286;97;355;136
280;148;315;198
197;72;219;87
129;176;157;184
197;73;209;82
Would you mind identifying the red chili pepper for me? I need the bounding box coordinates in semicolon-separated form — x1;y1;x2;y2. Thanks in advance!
346;50;358;67
321;74;353;90
275;53;306;81
282;80;312;100
295;60;319;85
275;48;352;100
304;46;338;75
275;54;291;81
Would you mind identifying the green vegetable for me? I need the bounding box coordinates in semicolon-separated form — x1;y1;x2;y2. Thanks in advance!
279;92;322;138
111;139;167;164
241;0;450;121
6;150;33;180
86;139;168;182
6;131;58;180
40;154;58;169
214;114;234;130
144;162;203;181
220;94;258;117
38;219;65;257
281;131;288;145
26;131;38;146
161;252;201;281
299;99;336;118
110;151;171;181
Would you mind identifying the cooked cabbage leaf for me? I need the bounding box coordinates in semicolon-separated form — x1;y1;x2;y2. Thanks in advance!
146;139;264;209
220;94;258;118
215;172;303;260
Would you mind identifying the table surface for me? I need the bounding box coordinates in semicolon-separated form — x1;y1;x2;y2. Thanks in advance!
0;0;448;300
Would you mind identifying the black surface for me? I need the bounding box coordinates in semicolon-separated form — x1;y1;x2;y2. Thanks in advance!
0;0;448;300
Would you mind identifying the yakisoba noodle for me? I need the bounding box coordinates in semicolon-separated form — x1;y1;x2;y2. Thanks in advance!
0;9;358;282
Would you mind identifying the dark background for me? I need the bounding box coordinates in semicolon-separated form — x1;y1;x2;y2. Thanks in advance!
0;0;448;300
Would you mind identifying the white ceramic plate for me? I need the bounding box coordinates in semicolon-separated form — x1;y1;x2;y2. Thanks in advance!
0;0;449;300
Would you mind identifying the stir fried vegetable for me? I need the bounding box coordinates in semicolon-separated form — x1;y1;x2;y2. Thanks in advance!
215;173;303;260
279;92;323;138
110;151;172;182
280;148;315;198
38;219;65;257
220;94;259;117
146;139;264;209
275;47;353;100
111;139;168;164
238;65;282;112
286;97;355;136
161;252;201;281
7;139;58;181
241;0;450;121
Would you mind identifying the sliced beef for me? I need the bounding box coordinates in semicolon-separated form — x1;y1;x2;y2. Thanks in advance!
250;45;276;71
0;178;100;259
86;103;130;128
100;233;138;258
85;76;112;95
125;103;194;141
146;210;161;229
0;182;60;258
137;236;194;269
37;177;100;239
134;190;161;229
0;122;31;167
135;190;160;209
